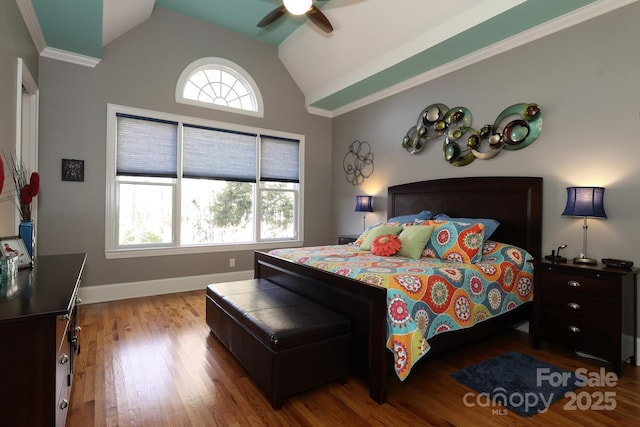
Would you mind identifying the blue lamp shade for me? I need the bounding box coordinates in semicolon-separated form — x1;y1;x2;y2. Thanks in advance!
561;187;607;218
355;195;374;212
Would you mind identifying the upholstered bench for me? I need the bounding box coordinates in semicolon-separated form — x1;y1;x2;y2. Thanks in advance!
205;279;351;409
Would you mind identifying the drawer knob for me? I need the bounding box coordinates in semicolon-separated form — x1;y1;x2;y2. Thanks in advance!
567;280;581;288
568;326;581;333
76;297;83;304
74;325;82;333
567;302;581;310
59;399;69;410
60;354;69;365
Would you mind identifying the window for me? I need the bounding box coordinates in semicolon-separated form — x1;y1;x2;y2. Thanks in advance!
176;57;264;118
105;104;303;258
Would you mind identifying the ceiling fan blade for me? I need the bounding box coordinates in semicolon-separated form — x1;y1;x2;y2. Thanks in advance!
307;5;333;33
257;6;287;28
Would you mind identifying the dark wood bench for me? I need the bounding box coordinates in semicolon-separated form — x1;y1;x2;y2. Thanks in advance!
205;279;351;409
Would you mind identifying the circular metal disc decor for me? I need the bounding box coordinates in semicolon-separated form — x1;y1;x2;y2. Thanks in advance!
442;126;477;166
402;103;450;154
493;103;542;150
401;102;542;166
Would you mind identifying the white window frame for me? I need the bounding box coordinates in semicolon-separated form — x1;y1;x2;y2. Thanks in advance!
105;104;303;259
175;57;264;118
14;59;39;232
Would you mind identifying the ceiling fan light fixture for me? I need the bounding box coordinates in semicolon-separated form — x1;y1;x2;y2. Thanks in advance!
283;0;312;15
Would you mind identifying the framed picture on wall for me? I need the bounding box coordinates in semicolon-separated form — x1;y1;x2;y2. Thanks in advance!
62;158;85;182
0;236;32;268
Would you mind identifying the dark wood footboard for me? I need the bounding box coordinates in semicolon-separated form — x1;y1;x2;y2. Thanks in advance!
254;251;390;403
254;251;533;403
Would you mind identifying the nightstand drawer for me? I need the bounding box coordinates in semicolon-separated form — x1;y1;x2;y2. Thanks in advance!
536;269;617;300
537;312;613;357
537;291;615;324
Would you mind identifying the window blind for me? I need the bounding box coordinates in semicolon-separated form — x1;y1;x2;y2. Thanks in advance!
260;135;300;183
116;114;178;178
183;124;257;182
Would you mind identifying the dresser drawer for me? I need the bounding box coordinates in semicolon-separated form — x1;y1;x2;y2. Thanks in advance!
55;296;75;427
55;380;71;427
56;312;70;352
55;319;72;405
536;269;617;300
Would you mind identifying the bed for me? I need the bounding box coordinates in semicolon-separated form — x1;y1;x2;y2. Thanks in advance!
254;176;542;403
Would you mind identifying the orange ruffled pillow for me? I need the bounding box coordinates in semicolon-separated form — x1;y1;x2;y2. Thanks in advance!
371;234;402;256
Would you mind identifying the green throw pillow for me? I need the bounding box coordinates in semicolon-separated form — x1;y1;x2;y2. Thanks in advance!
361;225;403;250
397;225;434;259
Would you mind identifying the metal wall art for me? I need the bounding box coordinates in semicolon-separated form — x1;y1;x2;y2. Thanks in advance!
343;140;374;186
402;103;542;166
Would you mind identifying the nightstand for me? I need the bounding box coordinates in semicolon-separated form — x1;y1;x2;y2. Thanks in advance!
532;260;638;376
337;234;359;244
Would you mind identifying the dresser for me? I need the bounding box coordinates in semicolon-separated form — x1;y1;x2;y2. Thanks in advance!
532;260;637;376
0;253;86;427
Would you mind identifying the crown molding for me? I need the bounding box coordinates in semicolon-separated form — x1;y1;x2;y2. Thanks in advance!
17;0;101;68
16;0;46;53
40;47;101;68
306;106;333;118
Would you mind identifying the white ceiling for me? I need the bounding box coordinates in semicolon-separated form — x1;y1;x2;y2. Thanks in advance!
279;0;524;109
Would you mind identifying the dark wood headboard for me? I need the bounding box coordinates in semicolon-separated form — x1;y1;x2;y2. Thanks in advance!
387;176;542;260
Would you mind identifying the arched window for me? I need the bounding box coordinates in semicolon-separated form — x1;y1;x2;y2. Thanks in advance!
176;58;263;117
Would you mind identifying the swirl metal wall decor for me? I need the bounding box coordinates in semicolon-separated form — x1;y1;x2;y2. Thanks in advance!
402;103;542;166
343;140;374;186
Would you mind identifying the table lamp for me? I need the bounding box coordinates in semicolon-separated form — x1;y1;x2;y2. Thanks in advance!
561;186;607;265
355;195;374;232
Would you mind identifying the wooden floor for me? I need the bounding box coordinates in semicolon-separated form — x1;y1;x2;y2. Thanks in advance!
68;289;639;426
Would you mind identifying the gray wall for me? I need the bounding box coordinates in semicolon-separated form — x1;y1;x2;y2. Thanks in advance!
0;0;39;236
332;2;640;269
37;8;332;286
332;3;640;340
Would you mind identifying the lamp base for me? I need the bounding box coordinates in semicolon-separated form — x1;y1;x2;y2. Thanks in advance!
573;256;597;265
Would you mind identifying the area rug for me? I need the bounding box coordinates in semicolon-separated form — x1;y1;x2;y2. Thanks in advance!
451;351;580;417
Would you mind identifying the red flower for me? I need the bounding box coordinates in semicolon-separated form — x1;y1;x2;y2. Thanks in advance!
0;154;39;221
29;172;40;196
20;185;33;205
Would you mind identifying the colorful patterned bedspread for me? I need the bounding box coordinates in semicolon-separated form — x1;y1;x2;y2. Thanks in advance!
269;241;534;380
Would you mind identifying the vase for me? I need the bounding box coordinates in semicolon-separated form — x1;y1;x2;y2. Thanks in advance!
19;220;35;259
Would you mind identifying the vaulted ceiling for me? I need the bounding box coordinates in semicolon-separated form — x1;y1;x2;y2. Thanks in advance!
19;0;635;116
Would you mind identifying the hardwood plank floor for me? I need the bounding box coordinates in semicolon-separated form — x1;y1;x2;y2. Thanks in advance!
68;290;639;426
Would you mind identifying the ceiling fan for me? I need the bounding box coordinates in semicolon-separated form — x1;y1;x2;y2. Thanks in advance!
257;0;333;33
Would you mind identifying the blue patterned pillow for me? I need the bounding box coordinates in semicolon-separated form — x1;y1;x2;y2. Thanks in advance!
417;220;485;263
433;213;499;240
387;210;432;224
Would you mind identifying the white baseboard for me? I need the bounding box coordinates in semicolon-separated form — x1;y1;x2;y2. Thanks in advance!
78;270;254;304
